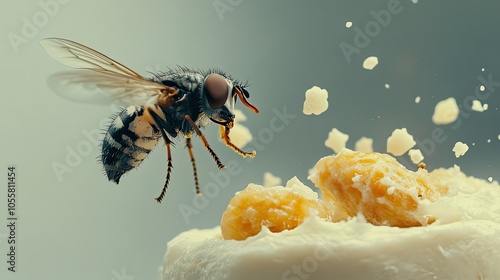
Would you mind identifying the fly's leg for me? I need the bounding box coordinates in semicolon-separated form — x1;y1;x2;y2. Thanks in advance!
184;115;225;170
219;125;256;158
147;108;175;203
185;137;201;195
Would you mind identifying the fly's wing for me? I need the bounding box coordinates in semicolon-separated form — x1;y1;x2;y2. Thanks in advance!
40;38;172;106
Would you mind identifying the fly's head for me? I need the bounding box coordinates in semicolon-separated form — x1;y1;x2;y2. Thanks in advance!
201;72;259;128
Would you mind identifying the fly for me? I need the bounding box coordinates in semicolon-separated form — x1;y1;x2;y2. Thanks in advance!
40;38;259;203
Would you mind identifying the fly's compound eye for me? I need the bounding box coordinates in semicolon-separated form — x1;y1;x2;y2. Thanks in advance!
205;74;229;109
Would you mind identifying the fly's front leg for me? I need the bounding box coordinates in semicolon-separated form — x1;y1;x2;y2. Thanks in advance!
219;125;256;158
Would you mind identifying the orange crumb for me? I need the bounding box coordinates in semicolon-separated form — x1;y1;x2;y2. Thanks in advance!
311;149;440;227
221;182;329;241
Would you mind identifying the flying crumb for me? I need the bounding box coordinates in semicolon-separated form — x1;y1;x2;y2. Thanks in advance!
480;85;485;92
263;172;282;188
303;86;329;115
471;100;486;112
412;0;418;3
345;21;352;28
415;96;421;104
355;137;373;152
385;84;390;89
325;128;349;153
452;142;469;158
387;128;416;156
432;97;459;125
488;177;493;182
363;56;379;70
482;68;485;72
308;167;315;177
408;149;424;164
487;139;491;143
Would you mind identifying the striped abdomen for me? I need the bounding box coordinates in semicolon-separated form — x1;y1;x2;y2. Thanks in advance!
101;105;161;183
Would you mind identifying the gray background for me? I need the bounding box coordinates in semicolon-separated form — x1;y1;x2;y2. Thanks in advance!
1;0;500;279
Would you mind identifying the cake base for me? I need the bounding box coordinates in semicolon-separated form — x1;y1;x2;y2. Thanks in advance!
161;216;500;280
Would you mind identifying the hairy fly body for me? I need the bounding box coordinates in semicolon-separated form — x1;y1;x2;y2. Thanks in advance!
41;38;259;203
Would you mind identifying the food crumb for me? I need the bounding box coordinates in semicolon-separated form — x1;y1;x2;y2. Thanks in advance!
408;149;424;164
345;21;352;28
263;172;282;187
387;128;416;156
471;100;487;112
415;96;421;104
325;128;349;153
385;84;390;89
303;86;329;115
355;137;374;152
452;142;469;158
363;56;379;70
432;97;459;125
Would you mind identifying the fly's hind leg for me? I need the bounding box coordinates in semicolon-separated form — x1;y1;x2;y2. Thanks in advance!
147;108;175;203
185;136;201;195
219;125;256;158
184;115;225;170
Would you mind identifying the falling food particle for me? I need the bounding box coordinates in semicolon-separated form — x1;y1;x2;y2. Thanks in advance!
415;96;421;104
432;97;459;125
354;137;373;152
386;128;416;156
408;149;424;164
452;142;469;158
482;68;485;72
484;103;489;110
471;100;486;112
487;139;491;143
385;84;390;89
488;177;493;182
345;21;352;28
263;172;282;188
412;0;418;3
303;86;329;115
480;85;485;92
498;135;500;140
325;128;349;153
363;56;379;70
308;167;315;177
